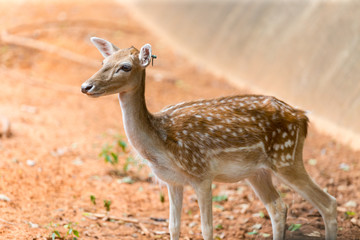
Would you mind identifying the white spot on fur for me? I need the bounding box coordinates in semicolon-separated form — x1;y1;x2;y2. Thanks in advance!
284;139;293;148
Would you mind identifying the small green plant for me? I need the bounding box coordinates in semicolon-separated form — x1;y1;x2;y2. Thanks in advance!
215;224;223;230
48;221;80;240
214;204;225;211
116;135;127;152
90;195;96;205
258;211;265;218
64;222;80;239
100;135;144;174
288;223;302;232
345;211;356;218
159;191;165;203
123;156;135;173
247;230;258;235
47;222;60;240
212;195;228;202
104;199;112;212
187;210;193;216
99;144;119;166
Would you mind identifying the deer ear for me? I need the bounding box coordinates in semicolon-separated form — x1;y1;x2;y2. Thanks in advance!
139;44;152;68
90;37;119;58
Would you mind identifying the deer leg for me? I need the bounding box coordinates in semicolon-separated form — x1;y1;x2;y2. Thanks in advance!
275;163;337;240
192;179;213;240
247;169;287;240
167;184;184;240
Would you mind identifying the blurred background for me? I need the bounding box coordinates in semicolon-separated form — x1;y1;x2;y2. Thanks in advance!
0;0;359;239
133;0;360;150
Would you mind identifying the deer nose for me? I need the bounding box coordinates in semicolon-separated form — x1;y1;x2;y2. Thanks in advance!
81;83;94;93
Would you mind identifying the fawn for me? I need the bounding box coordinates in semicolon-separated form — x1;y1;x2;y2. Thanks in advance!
81;37;337;240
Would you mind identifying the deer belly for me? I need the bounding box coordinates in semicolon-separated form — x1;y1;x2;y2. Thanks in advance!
212;149;269;183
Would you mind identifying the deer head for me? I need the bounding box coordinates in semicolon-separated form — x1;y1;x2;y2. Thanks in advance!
81;37;152;97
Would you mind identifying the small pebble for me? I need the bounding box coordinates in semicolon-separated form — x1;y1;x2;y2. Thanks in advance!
72;157;83;166
350;218;360;227
131;233;138;238
28;221;39;228
252;223;262;230
188;222;197;228
26;159;36;166
0;194;11;202
51;147;68;157
339;163;350;171
305;231;321;237
344;200;357;208
308;159;317;166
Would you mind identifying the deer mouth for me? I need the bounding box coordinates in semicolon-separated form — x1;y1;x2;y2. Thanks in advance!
86;91;106;97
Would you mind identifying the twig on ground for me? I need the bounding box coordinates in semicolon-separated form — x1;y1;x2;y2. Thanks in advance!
1;30;99;67
138;222;150;235
83;212;168;235
0;218;16;225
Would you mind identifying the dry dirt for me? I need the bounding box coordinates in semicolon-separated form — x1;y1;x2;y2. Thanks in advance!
0;1;359;239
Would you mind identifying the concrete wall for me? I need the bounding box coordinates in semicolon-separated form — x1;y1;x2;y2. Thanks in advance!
132;0;360;149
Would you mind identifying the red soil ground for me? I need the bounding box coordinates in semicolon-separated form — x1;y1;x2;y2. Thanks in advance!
0;1;359;239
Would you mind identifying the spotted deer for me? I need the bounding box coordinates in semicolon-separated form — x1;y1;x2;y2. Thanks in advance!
81;37;337;240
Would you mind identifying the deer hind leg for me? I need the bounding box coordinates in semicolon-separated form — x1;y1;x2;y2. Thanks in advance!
247;169;287;240
274;137;337;240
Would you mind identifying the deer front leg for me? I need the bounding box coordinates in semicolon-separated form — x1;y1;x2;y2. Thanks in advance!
167;184;184;240
192;179;213;240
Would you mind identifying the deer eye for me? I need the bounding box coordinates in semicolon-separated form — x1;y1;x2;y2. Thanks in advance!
116;64;132;73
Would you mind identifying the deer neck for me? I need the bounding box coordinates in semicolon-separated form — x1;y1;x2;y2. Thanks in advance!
118;70;163;163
